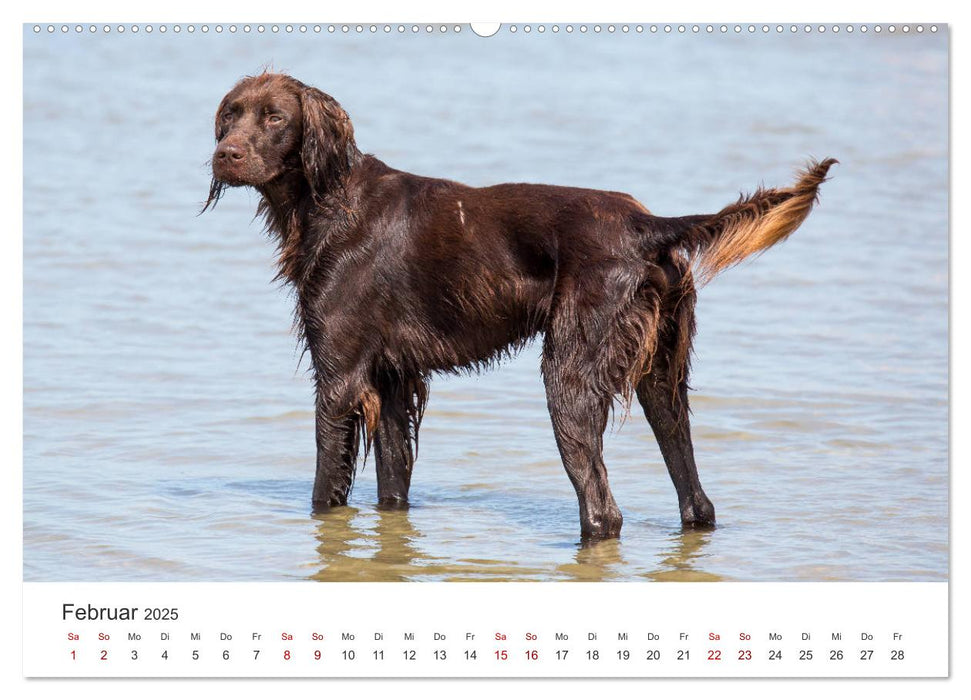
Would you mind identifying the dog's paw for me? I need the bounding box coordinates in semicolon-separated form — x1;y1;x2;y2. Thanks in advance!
680;496;716;529
580;507;624;541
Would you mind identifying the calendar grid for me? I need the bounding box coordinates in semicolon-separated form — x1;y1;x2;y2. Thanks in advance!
24;582;948;678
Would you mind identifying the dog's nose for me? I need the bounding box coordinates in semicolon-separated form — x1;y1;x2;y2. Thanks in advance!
215;143;245;162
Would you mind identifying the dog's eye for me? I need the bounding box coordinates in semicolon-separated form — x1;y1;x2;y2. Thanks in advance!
267;115;284;124
221;111;233;122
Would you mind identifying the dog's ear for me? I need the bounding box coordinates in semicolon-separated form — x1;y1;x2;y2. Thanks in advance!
299;87;357;200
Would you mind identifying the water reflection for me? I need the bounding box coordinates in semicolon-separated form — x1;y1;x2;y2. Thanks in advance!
309;504;565;581
309;504;611;582
643;529;722;582
555;538;627;581
308;504;720;582
310;506;433;581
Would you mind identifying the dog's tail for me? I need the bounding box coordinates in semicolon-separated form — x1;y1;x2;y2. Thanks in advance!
641;158;837;284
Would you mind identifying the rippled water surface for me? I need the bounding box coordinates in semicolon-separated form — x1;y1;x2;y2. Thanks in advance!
23;27;948;581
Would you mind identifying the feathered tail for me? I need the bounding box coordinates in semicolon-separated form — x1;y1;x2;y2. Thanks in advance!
643;158;837;284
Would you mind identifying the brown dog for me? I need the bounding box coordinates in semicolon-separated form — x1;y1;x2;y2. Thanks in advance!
205;72;834;540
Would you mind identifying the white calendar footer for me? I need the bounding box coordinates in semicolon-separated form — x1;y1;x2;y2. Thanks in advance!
23;582;948;677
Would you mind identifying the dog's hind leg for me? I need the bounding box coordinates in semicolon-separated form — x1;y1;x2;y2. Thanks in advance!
637;373;715;528
634;282;715;528
541;335;624;541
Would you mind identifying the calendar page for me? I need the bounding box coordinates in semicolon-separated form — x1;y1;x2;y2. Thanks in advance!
18;3;953;692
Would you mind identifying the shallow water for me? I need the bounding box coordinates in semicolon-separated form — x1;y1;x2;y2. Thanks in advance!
23;26;947;581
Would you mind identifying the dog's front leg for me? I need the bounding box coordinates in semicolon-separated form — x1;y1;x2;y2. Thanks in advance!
374;399;414;508
374;377;428;508
311;394;360;510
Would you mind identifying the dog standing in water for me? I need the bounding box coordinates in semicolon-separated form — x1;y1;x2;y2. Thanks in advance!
205;72;835;540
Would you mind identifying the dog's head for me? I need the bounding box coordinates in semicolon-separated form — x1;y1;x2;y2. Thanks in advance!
204;72;357;210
